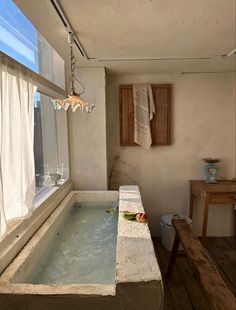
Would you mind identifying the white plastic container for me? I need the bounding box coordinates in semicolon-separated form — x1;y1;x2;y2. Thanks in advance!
160;213;192;251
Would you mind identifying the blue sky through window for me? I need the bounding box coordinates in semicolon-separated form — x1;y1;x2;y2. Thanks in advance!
0;0;39;72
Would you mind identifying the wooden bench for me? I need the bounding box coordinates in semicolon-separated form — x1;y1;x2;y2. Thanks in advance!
166;219;236;310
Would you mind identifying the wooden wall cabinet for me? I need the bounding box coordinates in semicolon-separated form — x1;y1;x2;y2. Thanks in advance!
119;84;171;146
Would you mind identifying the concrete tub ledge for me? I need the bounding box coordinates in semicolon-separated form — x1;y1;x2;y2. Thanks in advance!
116;237;161;283
114;185;163;310
117;186;162;283
0;283;116;296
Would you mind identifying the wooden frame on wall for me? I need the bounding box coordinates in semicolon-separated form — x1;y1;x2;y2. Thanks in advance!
119;84;172;146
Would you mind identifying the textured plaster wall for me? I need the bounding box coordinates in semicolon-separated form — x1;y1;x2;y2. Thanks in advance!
107;73;236;236
69;67;108;190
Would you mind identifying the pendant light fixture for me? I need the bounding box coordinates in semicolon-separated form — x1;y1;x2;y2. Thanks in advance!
52;32;95;113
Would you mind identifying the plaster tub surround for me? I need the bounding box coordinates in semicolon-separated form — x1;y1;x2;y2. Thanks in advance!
0;186;163;310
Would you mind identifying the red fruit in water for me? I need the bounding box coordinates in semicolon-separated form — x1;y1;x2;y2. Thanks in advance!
135;212;148;223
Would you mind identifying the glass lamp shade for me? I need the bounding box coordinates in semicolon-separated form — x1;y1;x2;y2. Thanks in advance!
52;92;95;113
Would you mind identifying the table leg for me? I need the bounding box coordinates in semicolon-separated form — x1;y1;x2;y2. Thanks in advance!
202;193;210;244
189;186;194;219
166;235;180;278
233;204;236;237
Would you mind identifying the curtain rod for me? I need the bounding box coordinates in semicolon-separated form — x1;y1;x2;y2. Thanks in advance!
0;51;67;98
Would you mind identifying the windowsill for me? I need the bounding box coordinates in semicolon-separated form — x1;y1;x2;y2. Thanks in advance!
34;179;68;209
6;180;69;235
2;179;71;238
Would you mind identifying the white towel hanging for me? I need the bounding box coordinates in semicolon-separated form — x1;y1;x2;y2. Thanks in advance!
133;84;156;150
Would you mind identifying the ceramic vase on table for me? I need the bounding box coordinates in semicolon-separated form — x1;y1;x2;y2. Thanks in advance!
202;158;220;183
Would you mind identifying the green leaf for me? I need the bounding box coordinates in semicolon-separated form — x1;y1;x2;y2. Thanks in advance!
123;213;136;220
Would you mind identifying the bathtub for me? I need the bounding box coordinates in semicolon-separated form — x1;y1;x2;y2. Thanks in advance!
0;186;163;310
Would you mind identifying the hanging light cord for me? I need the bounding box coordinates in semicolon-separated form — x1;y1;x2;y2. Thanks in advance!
69;34;85;95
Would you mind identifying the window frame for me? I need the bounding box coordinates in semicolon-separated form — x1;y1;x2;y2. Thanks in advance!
0;51;67;99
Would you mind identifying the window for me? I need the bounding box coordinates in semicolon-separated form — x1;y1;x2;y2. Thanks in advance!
34;93;69;194
0;0;69;196
0;0;65;89
0;1;69;241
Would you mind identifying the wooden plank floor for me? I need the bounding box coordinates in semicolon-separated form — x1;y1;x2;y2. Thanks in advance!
152;237;236;310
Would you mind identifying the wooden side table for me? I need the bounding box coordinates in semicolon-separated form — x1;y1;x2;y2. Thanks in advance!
189;180;236;244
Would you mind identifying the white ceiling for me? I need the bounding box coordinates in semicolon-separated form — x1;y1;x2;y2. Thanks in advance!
14;0;236;75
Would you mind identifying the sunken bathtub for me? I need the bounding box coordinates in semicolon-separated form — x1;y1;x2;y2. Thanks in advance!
0;186;163;310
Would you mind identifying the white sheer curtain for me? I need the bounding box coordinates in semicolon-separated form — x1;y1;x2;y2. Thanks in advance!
0;57;37;239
